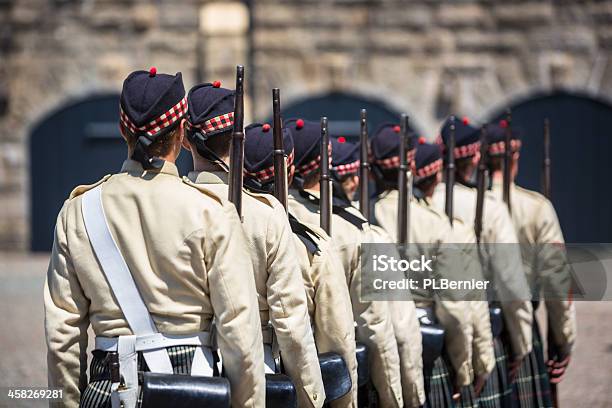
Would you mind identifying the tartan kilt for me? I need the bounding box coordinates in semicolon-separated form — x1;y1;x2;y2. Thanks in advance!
511;322;553;408
423;356;454;408
457;385;479;408
478;336;512;408
79;345;198;408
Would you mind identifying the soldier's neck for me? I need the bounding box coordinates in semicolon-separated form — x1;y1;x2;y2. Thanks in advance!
193;154;229;173
492;171;504;182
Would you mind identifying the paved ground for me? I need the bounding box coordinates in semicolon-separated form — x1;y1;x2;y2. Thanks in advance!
1;253;611;407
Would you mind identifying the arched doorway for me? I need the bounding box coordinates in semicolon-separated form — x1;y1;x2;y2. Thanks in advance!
275;91;407;139
488;90;612;243
29;93;193;251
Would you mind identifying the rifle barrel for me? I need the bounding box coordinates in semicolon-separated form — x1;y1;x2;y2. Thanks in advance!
475;125;489;244
228;65;245;217
359;109;370;220
503;108;512;213
320;117;332;235
397;114;412;245
445;115;456;225
543;118;552;200
272;88;288;211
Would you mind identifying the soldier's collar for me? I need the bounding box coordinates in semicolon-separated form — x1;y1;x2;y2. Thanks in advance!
121;159;179;177
187;170;228;185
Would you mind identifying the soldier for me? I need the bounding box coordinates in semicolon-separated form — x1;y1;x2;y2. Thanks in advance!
370;124;482;408
44;68;265;408
413;138;497;404
331;136;426;408
431;116;534;407
242;122;358;408
181;82;325;407
486;121;576;408
285;118;404;408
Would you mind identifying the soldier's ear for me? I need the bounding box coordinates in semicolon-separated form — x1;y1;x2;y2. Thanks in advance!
472;151;481;166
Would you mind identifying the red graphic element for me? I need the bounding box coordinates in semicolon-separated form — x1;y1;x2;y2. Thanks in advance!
149;66;157;77
212;81;221;88
262;123;271;132
296;119;305;129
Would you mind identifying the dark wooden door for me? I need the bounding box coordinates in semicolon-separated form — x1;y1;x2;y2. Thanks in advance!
489;91;612;243
30;93;193;251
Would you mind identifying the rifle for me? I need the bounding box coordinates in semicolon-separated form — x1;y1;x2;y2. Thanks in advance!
543;117;560;408
228;65;245;217
272;88;288;211
502;108;512;213
359;109;370;221
445;115;456;225
474;125;489;244
543;118;551;200
397;114;412;246
320;117;332;235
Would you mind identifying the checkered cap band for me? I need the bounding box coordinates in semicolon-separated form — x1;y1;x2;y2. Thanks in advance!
333;160;360;176
297;143;332;177
416;158;443;179
454;141;481;159
187;112;234;135
374;149;416;169
488;139;522;155
120;97;187;137
244;151;295;183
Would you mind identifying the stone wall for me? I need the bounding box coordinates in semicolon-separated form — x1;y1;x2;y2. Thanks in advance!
0;0;247;250
250;0;612;130
2;0;612;250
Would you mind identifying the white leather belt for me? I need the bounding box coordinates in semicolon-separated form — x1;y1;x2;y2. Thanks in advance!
95;331;213;353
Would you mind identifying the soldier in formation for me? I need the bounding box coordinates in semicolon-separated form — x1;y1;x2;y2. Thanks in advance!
44;66;575;408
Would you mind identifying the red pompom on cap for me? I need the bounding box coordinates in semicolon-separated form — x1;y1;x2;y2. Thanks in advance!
462;116;470;125
296;119;305;130
212;80;221;88
418;136;426;145
149;66;157;77
262;123;271;132
499;119;508;128
393;125;401;133
338;136;346;143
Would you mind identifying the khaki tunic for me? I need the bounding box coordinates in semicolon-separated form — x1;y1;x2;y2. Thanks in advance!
432;182;534;360
291;222;358;408
44;160;265;408
373;190;475;387
288;189;403;408
370;224;426;408
188;171;325;407
491;181;576;356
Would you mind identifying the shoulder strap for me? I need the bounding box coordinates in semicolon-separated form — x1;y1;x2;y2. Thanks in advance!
298;189;366;230
81;186;173;373
288;213;320;255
